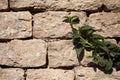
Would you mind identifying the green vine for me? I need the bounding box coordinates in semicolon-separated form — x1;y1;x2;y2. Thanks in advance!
63;16;120;71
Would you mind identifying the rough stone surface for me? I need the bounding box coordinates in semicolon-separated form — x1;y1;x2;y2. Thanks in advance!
33;11;86;39
34;0;69;11
48;40;79;68
0;68;24;80
10;0;69;11
0;0;8;10
68;0;102;11
10;0;34;10
87;12;120;38
10;0;106;11
0;39;47;67
0;12;32;39
74;66;120;80
27;69;75;80
103;0;120;12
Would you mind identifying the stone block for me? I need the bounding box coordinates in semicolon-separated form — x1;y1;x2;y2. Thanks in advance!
0;0;8;10
0;68;24;80
0;12;32;39
68;0;102;11
33;11;86;39
0;39;47;67
48;40;79;68
10;0;34;10
87;12;120;37
75;66;120;80
103;0;120;12
27;69;75;80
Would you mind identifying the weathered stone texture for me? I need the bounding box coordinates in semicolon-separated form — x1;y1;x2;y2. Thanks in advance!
87;12;120;38
0;68;24;80
68;0;102;11
48;40;79;68
103;0;120;12
10;0;69;11
33;11;86;39
0;12;32;39
10;0;35;10
75;66;120;80
10;0;106;11
0;0;8;10
34;0;69;11
27;69;74;80
0;39;47;67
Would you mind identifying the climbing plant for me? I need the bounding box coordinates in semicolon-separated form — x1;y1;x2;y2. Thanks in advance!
63;16;120;71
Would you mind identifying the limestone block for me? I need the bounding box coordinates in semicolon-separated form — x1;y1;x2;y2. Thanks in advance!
68;0;102;11
34;0;69;11
103;0;120;12
87;12;120;37
27;69;75;80
33;11;86;39
48;40;79;68
10;0;69;11
0;68;24;80
0;12;32;39
75;66;97;80
0;0;8;10
75;66;120;80
0;39;47;67
10;0;34;10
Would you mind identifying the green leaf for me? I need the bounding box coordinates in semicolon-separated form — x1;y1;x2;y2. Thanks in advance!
87;56;94;58
92;34;104;40
63;16;79;24
71;16;79;24
99;46;109;54
105;59;113;71
76;47;84;62
80;25;93;31
115;61;120;70
63;16;72;24
72;27;79;38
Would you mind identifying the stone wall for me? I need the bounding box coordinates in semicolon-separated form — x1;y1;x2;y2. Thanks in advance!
0;0;120;80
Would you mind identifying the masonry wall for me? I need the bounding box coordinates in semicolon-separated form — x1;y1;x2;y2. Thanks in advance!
0;0;120;80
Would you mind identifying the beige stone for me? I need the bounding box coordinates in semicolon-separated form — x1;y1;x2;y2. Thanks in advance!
0;12;32;39
105;39;117;45
87;12;120;38
33;11;86;39
48;40;79;68
0;68;24;80
34;0;69;11
0;39;47;67
10;0;34;10
10;0;69;11
74;66;120;80
0;0;8;10
80;50;93;66
103;0;120;12
27;69;75;80
74;66;97;80
68;0;102;11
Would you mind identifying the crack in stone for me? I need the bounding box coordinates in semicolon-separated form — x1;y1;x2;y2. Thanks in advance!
23;69;27;80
